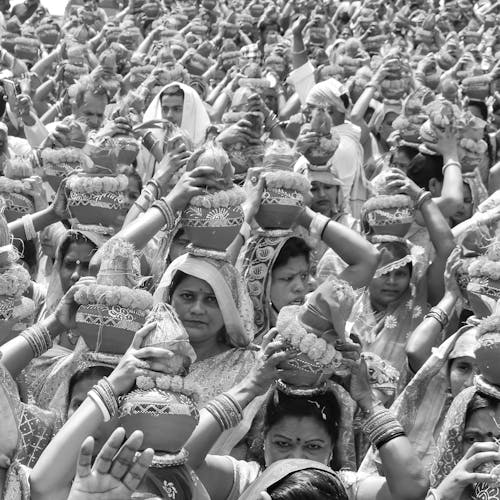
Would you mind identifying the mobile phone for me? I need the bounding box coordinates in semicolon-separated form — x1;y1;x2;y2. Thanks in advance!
2;79;17;111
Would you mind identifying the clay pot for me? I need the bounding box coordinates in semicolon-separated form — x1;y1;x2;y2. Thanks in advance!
255;187;304;230
119;389;199;452
226;142;265;176
68;190;128;230
304;134;338;166
76;303;148;354
42;162;79;192
115;136;140;166
462;76;491;101
0;192;34;222
181;204;243;251
475;332;500;386
366;207;414;237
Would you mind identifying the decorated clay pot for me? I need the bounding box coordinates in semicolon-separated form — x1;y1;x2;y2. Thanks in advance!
475;332;500;386
14;36;40;62
181;204;244;251
41;149;88;191
119;389;199;451
462;75;491;101
76;303;148;354
0;296;35;346
468;276;500;301
363;195;414;237
472;462;500;499
0;192;35;222
255;187;303;230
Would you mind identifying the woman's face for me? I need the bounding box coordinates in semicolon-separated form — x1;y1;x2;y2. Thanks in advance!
264;416;333;466
310;181;339;217
75;91;107;130
171;275;225;345
369;266;411;308
169;231;191;263
450;183;473;226
125;175;141;207
68;375;117;450
390;149;412;173
463;402;500;454
161;93;184;127
60;241;95;293
449;356;476;397
270;256;309;311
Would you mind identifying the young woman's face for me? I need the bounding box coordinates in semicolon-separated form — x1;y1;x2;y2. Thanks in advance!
369;266;411;308
59;241;95;293
171;275;225;345
270;255;309;311
264;416;333;466
449;356;476;398
390;149;412;173
68;375;117;451
463;402;500;454
310;181;339;217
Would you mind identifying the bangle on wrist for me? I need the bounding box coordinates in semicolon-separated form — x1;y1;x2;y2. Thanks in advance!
309;212;330;240
424;306;449;329
442;159;461;175
292;48;306;55
204;392;243;431
415;190;432;210
152;198;177;229
146;179;162;199
21;214;37;240
20;323;53;357
361;406;406;449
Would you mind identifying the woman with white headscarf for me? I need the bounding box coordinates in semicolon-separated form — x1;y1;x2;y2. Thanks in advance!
138;82;211;181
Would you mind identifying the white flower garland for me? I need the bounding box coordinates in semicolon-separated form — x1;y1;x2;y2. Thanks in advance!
74;284;153;310
263;171;310;194
363;194;414;211
67;174;129;194
278;328;343;367
0;177;31;194
0;265;31;297
41;147;91;167
469;258;500;281
136;374;200;403
478;316;500;336
189;185;245;209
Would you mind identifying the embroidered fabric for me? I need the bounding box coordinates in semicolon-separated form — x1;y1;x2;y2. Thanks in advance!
373;254;414;278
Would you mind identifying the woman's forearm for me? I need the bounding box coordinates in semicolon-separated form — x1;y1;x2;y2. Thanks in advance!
406;291;457;372
0;315;64;378
30;398;104;500
350;86;376;125
8;206;59;240
434;157;463;217
31;49;60;80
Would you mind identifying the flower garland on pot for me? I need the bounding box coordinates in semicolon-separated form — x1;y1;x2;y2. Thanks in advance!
468;239;500;301
275;277;357;389
74;238;153;354
181;142;245;253
253;140;310;230
67;136;129;234
0;157;36;222
0;208;35;343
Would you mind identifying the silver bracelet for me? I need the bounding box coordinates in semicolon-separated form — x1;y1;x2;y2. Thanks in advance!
152;198;177;229
442;159;461;175
21;214;36;241
20;323;52;357
309;212;330;240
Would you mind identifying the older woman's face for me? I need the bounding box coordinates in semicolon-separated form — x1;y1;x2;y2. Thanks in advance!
75;91;107;130
270;256;309;311
264;416;333;466
171;275;224;345
60;241;95;293
463;402;500;454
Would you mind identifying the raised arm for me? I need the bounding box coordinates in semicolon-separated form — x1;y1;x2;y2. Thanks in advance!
297;206;380;289
30;323;173;500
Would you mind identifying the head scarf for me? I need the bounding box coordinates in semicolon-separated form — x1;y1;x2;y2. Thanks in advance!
369;101;403;134
154;253;255;347
237;231;297;341
143;82;211;147
238;459;344;500
360;320;479;476
429;376;500;488
305;78;350;114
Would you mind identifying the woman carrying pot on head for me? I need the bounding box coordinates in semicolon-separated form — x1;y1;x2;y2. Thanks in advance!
184;329;429;500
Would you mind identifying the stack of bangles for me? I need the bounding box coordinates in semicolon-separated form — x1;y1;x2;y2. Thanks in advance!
424;306;449;330
442;159;461;174
87;377;119;422
362;405;406;449
20;323;52;357
152;198;177;230
21;214;37;241
133;179;163;212
204;393;243;431
415;189;432;210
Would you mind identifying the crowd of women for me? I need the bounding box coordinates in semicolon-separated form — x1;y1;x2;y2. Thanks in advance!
2;0;500;498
